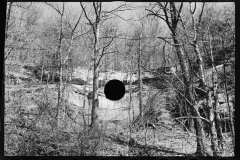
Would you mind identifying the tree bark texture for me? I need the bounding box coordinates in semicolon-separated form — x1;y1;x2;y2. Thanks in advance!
90;21;100;132
172;34;210;156
138;32;143;123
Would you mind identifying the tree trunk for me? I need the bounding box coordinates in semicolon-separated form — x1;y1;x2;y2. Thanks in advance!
130;51;134;121
56;4;64;130
90;65;100;129
193;43;206;83
172;34;210;156
41;52;45;83
127;49;134;140
213;88;225;154
5;2;13;41
209;33;225;155
138;32;143;124
223;63;235;145
90;22;100;133
193;38;220;155
82;77;88;132
172;35;192;131
5;2;13;61
207;91;221;156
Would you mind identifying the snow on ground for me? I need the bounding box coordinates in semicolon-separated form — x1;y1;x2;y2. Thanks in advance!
68;84;141;122
124;73;138;82
68;84;159;123
142;72;154;79
71;84;93;93
70;67;158;122
110;72;126;81
73;68;128;82
72;67;93;81
73;67;154;84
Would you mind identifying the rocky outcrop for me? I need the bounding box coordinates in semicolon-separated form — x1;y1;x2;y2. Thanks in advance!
71;77;86;85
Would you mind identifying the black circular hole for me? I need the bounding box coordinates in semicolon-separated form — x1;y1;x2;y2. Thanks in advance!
104;79;125;101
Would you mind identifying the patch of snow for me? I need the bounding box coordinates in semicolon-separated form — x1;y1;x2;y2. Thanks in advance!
108;72;126;81
73;67;93;80
124;74;138;82
142;72;154;78
68;85;140;122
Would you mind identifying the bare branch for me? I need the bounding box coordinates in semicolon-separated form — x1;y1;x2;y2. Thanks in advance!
93;2;99;20
45;2;62;15
146;8;168;24
98;4;102;15
198;2;205;24
96;36;115;67
107;13;133;22
174;116;210;124
179;14;194;46
5;48;14;61
73;30;91;40
102;3;132;15
72;9;84;34
190;2;196;14
161;3;174;33
157;36;175;46
115;44;200;111
177;2;183;22
80;2;93;26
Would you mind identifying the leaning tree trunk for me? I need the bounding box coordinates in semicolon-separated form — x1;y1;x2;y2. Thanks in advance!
146;2;210;156
193;40;219;155
172;34;210;156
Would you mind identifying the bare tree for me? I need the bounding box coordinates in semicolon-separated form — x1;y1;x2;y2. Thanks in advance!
137;31;143;123
181;2;235;155
80;2;131;132
45;2;84;130
146;2;210;156
5;2;13;41
80;2;102;133
187;2;221;155
46;3;65;130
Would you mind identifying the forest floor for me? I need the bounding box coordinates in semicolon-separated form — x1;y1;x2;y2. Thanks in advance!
4;82;234;156
67;83;233;156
